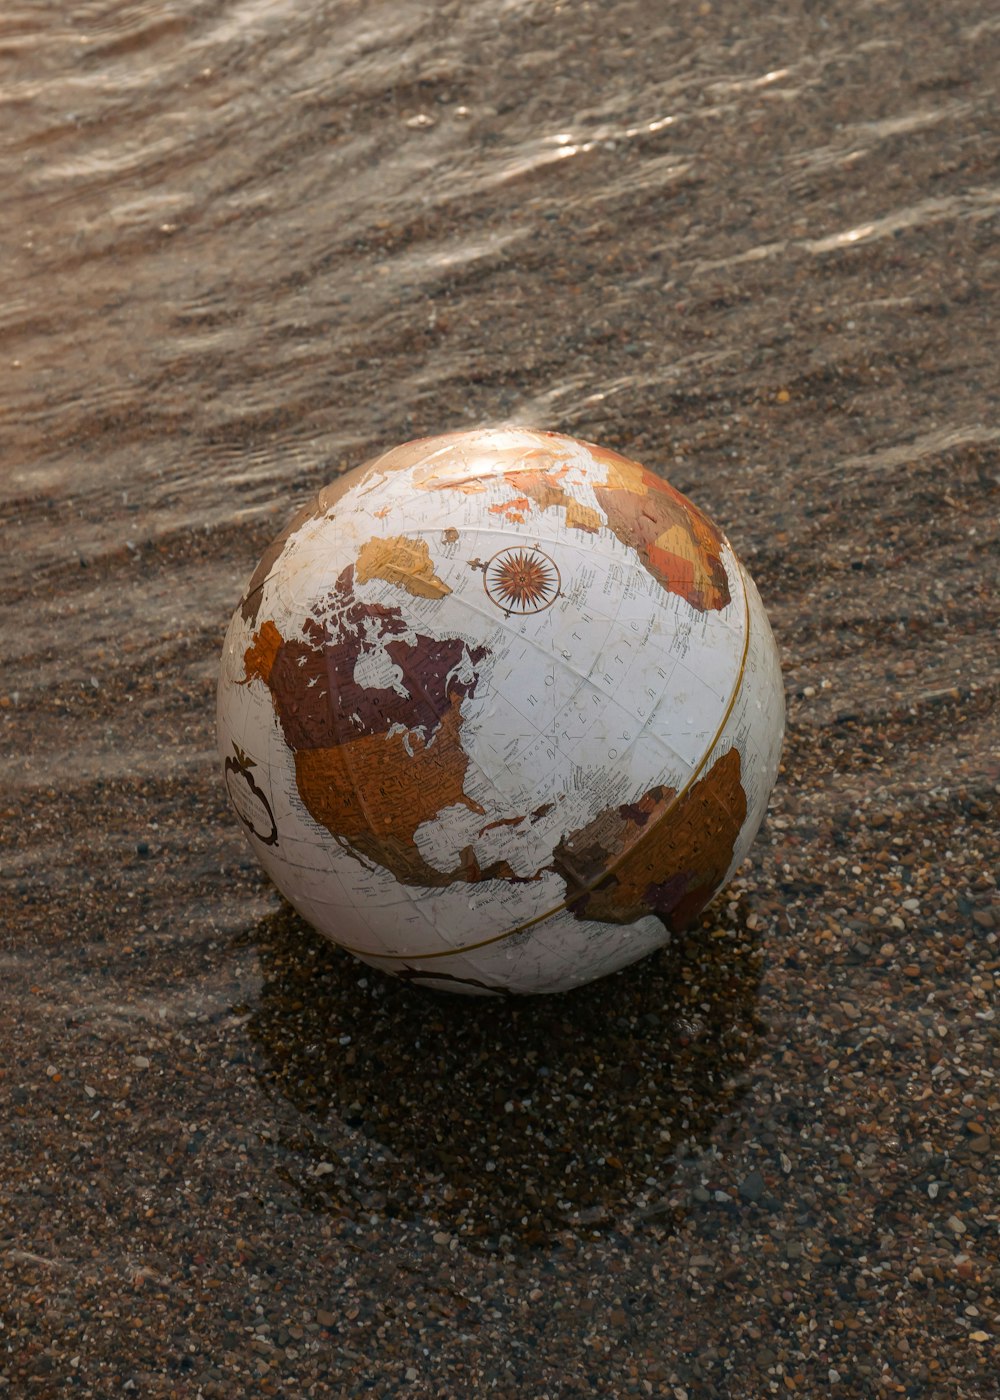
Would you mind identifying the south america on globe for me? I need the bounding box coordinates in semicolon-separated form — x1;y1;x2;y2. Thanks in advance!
217;429;784;994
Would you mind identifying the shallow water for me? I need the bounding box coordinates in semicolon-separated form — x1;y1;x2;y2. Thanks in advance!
2;1;998;1394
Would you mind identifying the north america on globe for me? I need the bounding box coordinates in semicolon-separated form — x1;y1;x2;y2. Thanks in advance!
217;429;784;994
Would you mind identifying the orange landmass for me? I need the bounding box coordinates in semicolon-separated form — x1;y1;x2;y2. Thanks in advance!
294;698;524;887
295;697;476;865
553;747;747;931
501;469;602;534
589;448;731;613
412;440;726;608
354;534;451;599
242;619;283;687
489;496;531;523
242;605;526;889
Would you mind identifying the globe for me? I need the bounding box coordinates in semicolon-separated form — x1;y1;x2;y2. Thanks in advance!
217;429;784;995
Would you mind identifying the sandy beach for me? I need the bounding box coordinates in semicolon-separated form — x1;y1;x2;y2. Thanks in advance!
2;0;998;1394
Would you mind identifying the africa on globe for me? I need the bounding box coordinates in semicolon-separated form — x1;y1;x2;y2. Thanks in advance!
217;429;784;995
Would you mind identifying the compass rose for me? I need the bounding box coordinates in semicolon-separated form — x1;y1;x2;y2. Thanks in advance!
483;546;561;615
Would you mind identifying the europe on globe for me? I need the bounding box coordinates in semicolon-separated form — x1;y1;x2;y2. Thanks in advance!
217;429;784;995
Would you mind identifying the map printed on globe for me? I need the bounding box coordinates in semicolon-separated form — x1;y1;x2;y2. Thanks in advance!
217;429;784;994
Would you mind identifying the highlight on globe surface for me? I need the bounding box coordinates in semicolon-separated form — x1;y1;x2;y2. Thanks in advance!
217;428;784;994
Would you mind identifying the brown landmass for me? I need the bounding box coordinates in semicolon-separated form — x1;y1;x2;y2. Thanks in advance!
240;563;515;887
248;565;480;751
294;697;523;888
552;748;747;931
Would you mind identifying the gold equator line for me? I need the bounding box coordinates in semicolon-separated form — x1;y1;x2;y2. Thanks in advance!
335;566;752;964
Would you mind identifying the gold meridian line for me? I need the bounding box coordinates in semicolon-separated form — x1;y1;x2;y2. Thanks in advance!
334;557;752;964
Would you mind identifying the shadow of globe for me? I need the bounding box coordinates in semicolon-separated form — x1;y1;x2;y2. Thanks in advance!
242;895;764;1250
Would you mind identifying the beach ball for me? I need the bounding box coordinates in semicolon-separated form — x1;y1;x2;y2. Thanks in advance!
217;429;784;994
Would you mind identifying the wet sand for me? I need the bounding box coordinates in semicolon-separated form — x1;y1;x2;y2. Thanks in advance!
2;0;998;1394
